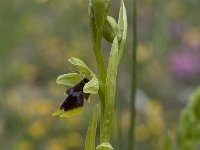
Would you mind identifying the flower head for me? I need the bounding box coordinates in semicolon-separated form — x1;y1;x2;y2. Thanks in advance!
52;57;99;117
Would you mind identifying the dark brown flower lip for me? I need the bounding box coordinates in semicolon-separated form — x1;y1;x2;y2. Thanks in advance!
60;78;90;111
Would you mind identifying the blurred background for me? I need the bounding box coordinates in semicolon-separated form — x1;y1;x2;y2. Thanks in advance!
0;0;200;149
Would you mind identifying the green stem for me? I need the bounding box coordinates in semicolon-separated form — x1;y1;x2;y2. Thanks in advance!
94;31;106;98
94;30;107;144
101;37;119;143
128;0;137;149
117;92;123;149
84;105;100;150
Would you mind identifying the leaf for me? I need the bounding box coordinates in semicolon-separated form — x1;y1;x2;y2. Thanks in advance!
101;37;119;142
83;75;99;94
84;104;100;150
68;57;93;77
176;88;200;150
56;73;83;86
96;142;114;150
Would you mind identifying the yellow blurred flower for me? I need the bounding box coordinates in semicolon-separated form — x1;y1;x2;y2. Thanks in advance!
135;124;150;141
144;60;166;80
183;27;200;48
26;99;53;116
28;121;47;138
137;44;152;63
65;132;83;148
167;1;186;19
6;89;22;110
144;100;165;136
17;141;34;150
47;80;63;96
21;14;43;34
19;63;39;83
45;139;65;150
64;115;82;128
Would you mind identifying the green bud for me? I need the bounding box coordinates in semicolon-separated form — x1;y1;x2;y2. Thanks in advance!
117;0;127;60
96;142;114;150
103;16;118;43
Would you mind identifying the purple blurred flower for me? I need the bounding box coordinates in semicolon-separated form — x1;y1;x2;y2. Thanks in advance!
169;49;200;79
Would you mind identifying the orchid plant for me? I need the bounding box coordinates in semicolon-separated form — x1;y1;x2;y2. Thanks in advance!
52;0;127;149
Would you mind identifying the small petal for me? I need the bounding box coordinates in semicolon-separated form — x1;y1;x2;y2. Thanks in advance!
68;57;93;77
56;73;83;86
60;107;84;117
83;75;99;94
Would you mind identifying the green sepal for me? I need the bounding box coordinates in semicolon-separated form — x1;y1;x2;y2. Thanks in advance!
83;75;99;94
56;73;83;86
96;142;114;150
68;57;93;77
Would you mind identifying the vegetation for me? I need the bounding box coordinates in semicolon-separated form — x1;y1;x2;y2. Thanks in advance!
0;0;200;149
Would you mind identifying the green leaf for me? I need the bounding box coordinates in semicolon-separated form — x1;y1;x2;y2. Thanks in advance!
176;87;200;150
96;142;114;150
84;104;100;150
68;57;93;77
56;73;83;86
101;37;119;142
83;75;99;94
